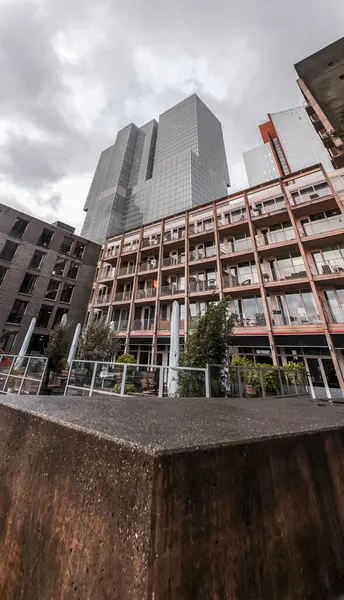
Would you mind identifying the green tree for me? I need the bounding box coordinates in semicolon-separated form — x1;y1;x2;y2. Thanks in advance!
45;322;71;374
115;353;136;364
77;320;120;362
179;297;235;396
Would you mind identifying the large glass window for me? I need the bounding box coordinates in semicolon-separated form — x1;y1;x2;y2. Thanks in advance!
19;273;37;295
60;283;74;303
0;331;17;353
7;300;28;324
60;236;73;255
73;241;85;259
0;240;19;262
37;228;54;248
52;257;67;277
324;288;344;323
10;217;29;238
36;305;53;328
67;261;80;280
0;265;8;287
29;250;45;270
312;244;344;274
53;308;69;327
45;280;60;300
269;291;318;325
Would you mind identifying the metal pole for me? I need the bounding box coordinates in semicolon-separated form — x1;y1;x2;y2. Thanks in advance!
260;368;265;398
64;359;74;396
277;368;285;398
18;357;31;395
37;359;48;395
158;366;164;397
89;361;98;397
120;364;128;396
205;364;211;398
237;366;243;398
168;300;180;397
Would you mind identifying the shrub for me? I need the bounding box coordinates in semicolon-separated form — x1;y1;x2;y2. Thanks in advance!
112;383;137;395
77;320;119;362
115;354;136;364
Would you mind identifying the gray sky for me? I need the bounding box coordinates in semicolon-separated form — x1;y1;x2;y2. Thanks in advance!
1;0;343;232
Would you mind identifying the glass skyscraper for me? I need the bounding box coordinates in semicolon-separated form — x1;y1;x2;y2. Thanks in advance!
81;94;230;244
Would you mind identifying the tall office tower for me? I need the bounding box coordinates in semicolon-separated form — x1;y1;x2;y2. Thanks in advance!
295;36;344;169
243;106;333;187
81;94;230;244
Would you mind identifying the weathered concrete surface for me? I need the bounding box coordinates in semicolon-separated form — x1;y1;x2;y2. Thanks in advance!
1;394;344;599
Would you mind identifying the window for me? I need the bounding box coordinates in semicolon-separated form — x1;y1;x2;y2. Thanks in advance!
60;283;74;303
0;265;8;287
53;308;69;327
29;250;45;270
36;305;53;328
0;331;17;353
7;300;28;324
73;241;85;259
37;228;54;248
52;257;67;276
0;240;19;262
10;217;29;238
60;236;73;255
45;279;60;300
19;273;37;295
67;261;80;280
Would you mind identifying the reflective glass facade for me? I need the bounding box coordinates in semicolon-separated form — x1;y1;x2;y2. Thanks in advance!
81;94;229;244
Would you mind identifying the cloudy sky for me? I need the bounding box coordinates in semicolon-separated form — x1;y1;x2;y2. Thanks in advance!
1;0;343;232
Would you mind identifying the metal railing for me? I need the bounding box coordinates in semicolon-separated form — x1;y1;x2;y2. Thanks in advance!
138;261;158;272
160;286;185;296
64;360;209;398
0;354;47;395
208;364;309;399
114;291;132;302
131;319;155;331
136;288;157;299
302;215;344;237
223;272;259;287
270;310;321;326
158;319;185;330
162;255;185;267
189;280;218;292
311;259;344;276
262;265;307;282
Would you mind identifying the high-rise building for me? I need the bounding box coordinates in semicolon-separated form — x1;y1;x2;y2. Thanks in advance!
0;204;100;355
295;36;344;169
243;107;333;187
87;164;344;400
81;94;230;244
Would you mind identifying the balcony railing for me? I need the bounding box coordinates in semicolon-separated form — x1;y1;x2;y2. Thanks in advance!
136;288;157;299
325;307;344;324
118;265;135;276
302;215;344;237
95;295;110;304
142;238;160;248
189;280;217;292
312;258;344;276
189;247;217;261
100;268;115;279
113;320;128;332
270;310;321;326
223;273;259;287
162;255;185;267
106;247;120;258
114;291;132;302
164;230;185;242
291;185;331;205
122;244;139;254
189;222;214;235
138;261;158;272
256;231;295;246
232;313;266;327
158;319;185;330
262;265;307;282
131;319;155;331
160;286;185;296
220;239;253;254
251;201;286;216
218;213;247;226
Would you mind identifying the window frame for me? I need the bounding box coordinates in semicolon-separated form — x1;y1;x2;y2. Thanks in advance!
9;217;29;238
0;240;19;262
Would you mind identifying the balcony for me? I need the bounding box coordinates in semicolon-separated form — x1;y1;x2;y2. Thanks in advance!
270;310;321;326
113;320;128;332
262;265;308;283
189;280;218;293
256;231;296;247
105;247;120;262
301;215;344;238
131;319;155;331
164;230;185;243
142;237;160;249
232;313;266;328
290;184;331;206
189;247;217;262
99;267;115;280
122;244;139;255
218;212;247;227
162;255;185;267
95;294;110;304
223;273;259;288
114;291;132;302
251;200;286;217
160;286;185;297
118;265;135;277
220;239;253;255
189;222;214;235
311;259;344;276
138;261;158;273
136;288;157;300
158;319;185;330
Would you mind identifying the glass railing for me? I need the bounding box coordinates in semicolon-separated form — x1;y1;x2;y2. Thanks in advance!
0;355;47;395
142;238;160;248
114;291;132;302
96;295;110;304
160;286;185;296
251;201;286;216
325;307;344;324
223;272;259;287
122;244;139;254
138;261;158;272
270;310;321;326
218;212;247;226
113;320;128;332
220;238;253;255
312;258;344;275
232;313;266;327
162;256;185;267
131;319;155;331
100;268;115;279
256;230;295;246
118;265;135;276
302;215;344;237
189;247;217;261
291;185;331;205
164;230;185;242
189;222;214;234
136;288;157;299
262;265;307;282
189;280;217;292
106;247;120;258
